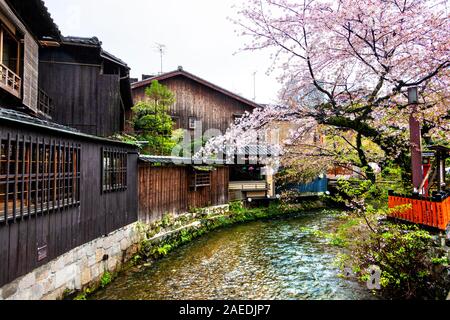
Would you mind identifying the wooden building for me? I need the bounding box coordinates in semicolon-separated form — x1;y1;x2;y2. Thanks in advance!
38;36;134;137
138;156;229;223
131;67;259;134
131;68;273;200
0;108;138;288
0;0;61;115
0;0;139;288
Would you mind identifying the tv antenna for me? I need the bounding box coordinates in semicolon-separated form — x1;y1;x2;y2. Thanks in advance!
155;43;166;74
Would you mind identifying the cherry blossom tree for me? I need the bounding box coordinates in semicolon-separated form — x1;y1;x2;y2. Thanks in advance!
205;0;449;185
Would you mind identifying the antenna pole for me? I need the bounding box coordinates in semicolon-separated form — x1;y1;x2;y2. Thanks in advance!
155;43;166;74
160;47;163;74
253;71;257;101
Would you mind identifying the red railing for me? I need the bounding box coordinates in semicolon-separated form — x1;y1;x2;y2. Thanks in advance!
0;63;21;98
388;193;450;231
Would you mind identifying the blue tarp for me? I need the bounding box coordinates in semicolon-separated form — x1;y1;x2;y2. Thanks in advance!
279;177;328;195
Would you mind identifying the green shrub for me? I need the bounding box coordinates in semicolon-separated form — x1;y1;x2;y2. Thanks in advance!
348;223;449;299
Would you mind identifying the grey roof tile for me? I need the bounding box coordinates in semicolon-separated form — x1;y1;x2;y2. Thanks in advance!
0;107;134;147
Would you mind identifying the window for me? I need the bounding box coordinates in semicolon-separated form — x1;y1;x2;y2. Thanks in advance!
0;136;81;222
188;117;197;130
189;170;211;191
102;148;127;193
0;23;22;98
38;89;53;117
233;114;244;123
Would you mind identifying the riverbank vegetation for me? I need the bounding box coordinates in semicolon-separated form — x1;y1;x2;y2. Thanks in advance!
299;170;450;300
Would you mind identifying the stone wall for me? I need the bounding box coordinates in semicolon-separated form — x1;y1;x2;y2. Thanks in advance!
0;204;231;300
0;223;143;300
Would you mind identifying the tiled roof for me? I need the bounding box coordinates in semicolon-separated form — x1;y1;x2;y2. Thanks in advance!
62;36;102;47
0;107;80;133
6;0;62;41
139;155;226;165
0;107;133;146
139;155;192;164
62;36;129;68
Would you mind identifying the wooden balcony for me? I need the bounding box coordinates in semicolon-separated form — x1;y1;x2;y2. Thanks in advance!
0;63;21;98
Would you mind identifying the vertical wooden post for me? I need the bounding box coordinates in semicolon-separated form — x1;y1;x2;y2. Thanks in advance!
16;39;20;75
0;28;4;64
408;88;423;193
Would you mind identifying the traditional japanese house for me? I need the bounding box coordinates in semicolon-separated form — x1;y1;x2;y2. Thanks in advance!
38;36;133;137
131;67;259;134
131;67;272;200
0;0;138;290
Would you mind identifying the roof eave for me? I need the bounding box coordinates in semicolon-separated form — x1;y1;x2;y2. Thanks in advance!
131;70;261;109
0;115;136;148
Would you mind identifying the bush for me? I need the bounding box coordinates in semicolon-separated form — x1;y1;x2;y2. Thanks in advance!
348;223;450;299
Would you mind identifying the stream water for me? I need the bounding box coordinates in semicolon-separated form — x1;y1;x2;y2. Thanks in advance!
92;212;376;300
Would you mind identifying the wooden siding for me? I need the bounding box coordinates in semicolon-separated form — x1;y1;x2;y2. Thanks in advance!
0;122;138;287
22;33;39;112
138;164;229;223
132;76;254;134
38;61;123;137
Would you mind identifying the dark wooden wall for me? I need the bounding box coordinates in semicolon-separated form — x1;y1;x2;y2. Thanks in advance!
132;76;254;134
138;164;229;223
0;122;138;288
38;46;124;137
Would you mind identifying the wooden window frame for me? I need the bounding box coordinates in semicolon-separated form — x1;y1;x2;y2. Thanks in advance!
189;170;211;191
0;135;81;223
101;148;127;193
37;88;53;117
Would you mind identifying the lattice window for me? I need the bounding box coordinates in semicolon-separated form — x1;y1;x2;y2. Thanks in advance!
190;170;211;191
38;89;53;117
0;135;81;222
102;148;127;193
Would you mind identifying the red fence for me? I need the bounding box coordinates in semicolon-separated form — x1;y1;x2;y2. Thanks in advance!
388;194;450;231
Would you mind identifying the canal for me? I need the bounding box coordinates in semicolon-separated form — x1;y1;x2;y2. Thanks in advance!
92;212;376;300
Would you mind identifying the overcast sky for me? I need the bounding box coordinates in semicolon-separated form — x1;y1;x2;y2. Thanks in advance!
43;0;281;104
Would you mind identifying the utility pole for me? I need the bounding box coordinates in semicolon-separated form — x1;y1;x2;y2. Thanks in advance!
155;43;166;74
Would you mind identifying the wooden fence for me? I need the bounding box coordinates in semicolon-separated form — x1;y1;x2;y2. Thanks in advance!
138;164;229;223
388;193;450;231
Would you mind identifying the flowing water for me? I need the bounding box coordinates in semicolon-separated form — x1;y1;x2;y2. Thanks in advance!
92;212;376;300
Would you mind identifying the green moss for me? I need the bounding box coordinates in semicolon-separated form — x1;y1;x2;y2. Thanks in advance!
100;272;113;288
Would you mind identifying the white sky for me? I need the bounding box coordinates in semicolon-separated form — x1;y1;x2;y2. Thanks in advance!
42;0;282;105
